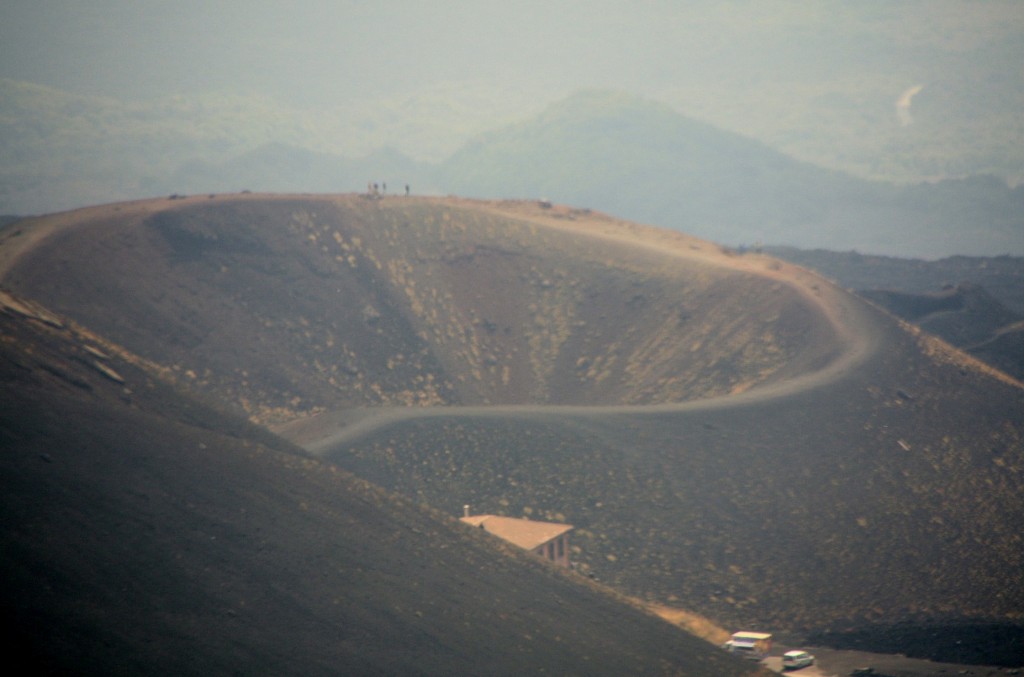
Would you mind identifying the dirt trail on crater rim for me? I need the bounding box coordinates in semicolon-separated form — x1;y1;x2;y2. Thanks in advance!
276;195;885;451
2;192;882;439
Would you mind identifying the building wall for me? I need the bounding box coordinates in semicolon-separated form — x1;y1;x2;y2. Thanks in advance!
534;534;571;568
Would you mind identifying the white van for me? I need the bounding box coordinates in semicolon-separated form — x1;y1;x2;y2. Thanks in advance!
723;631;772;660
782;650;815;669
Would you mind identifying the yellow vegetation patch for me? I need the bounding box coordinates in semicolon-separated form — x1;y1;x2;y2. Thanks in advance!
647;604;731;645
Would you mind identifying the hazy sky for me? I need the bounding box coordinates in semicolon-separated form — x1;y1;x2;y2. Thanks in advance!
1;2;1022;252
0;1;945;106
5;0;1023;138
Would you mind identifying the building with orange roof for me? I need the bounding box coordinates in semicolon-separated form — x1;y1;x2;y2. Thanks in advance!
461;506;573;568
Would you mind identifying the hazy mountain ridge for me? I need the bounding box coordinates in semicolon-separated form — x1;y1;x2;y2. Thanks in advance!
860;284;1018;344
437;91;854;231
3;83;1022;259
767;247;1024;379
765;249;1024;314
861;285;1024;380
169;144;435;197
5;2;1023;188
4;195;1021;668
0;78;456;213
437;91;1024;258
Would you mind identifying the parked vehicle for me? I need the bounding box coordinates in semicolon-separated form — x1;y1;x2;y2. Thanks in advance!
723;631;773;660
782;650;815;670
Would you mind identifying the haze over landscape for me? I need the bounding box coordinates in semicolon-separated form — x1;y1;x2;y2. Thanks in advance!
2;1;1024;256
1;2;1023;675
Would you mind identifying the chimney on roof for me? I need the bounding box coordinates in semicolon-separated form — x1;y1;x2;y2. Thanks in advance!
464;504;470;517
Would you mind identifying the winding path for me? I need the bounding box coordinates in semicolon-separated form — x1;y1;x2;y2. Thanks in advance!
275;197;889;454
0;193;889;455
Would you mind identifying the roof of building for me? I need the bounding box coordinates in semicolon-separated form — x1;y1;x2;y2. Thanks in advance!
731;632;773;641
460;515;573;551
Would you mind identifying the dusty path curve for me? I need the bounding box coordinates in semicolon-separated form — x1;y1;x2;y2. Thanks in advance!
284;298;882;455
276;197;889;454
0;193;887;454
0;196;181;276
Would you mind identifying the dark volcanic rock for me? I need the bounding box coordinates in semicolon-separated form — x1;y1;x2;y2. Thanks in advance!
0;293;756;676
3;194;1023;668
808;619;1024;667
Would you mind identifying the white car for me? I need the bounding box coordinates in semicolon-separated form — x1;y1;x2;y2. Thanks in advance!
782;650;815;670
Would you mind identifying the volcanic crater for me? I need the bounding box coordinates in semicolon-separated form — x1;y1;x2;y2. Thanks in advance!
3;193;1022;670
